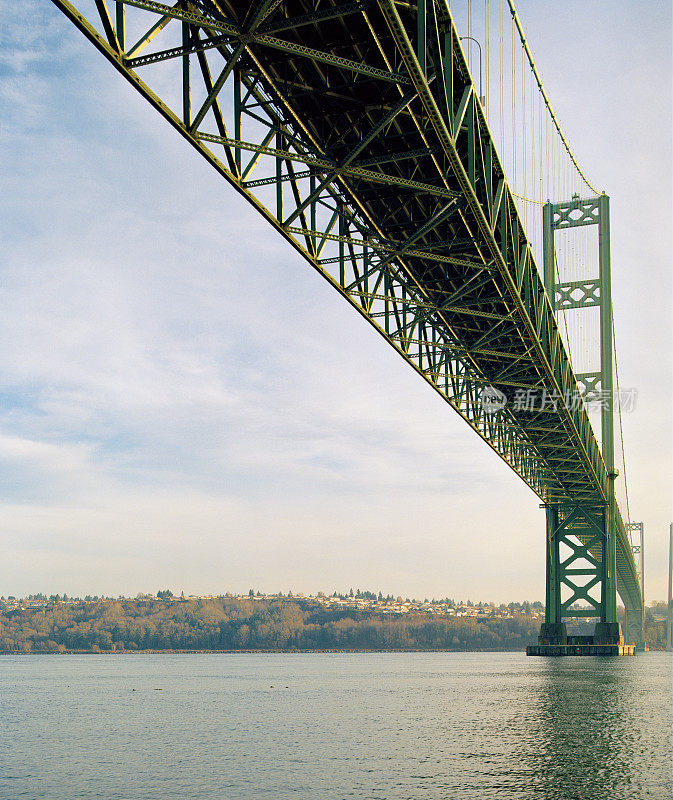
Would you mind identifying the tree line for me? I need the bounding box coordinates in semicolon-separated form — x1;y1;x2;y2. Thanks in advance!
0;596;541;653
1;596;665;653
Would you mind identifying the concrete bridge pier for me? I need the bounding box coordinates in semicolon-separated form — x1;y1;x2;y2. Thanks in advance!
527;621;634;656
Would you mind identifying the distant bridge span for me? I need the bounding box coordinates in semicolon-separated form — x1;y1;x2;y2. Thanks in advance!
49;0;644;644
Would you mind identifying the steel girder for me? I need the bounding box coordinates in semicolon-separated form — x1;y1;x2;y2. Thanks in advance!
48;0;642;612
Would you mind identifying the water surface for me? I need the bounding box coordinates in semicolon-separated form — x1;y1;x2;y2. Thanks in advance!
1;652;670;799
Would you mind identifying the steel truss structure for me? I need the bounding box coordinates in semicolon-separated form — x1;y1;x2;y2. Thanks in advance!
49;0;642;619
543;196;643;628
544;504;612;621
625;521;645;645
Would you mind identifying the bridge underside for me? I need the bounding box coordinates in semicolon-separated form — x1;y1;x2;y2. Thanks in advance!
50;0;642;620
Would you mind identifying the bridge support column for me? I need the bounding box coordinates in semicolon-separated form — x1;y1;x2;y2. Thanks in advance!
529;499;632;654
626;522;646;648
541;506;566;643
599;195;618;628
530;195;633;654
625;609;644;649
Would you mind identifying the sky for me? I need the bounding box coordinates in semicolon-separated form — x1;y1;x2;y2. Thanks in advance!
0;1;670;603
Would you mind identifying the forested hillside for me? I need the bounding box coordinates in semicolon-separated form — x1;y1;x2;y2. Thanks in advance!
0;596;540;652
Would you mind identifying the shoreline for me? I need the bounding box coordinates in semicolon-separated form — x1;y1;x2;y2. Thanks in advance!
0;647;529;655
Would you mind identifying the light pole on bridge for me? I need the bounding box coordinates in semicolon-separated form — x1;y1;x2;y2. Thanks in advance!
459;36;485;107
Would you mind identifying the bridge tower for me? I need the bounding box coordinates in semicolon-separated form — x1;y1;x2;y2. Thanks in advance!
538;194;626;649
625;522;645;647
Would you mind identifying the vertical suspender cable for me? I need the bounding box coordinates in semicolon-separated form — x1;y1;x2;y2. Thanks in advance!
467;0;472;70
511;13;516;190
505;0;600;195
521;37;526;227
499;0;504;154
612;309;631;525
485;0;489;112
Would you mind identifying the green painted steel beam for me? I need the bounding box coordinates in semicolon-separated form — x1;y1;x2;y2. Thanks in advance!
257;1;373;35
196;134;459;199
125;33;233;67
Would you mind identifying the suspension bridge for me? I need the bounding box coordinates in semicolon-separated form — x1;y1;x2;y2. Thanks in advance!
49;0;645;653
